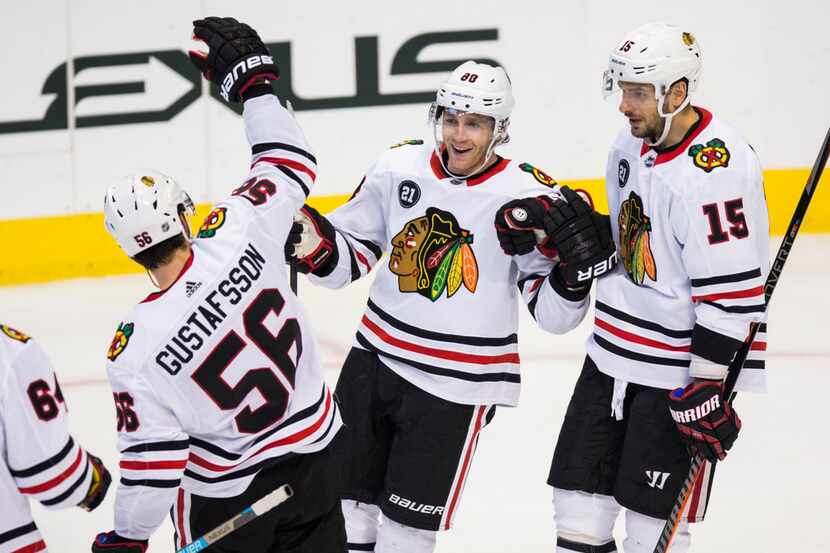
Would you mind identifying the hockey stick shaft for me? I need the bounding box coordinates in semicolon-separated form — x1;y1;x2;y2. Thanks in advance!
653;125;830;553
290;258;298;294
176;484;293;553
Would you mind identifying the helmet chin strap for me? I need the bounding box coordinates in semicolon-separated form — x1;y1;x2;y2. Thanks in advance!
647;93;691;148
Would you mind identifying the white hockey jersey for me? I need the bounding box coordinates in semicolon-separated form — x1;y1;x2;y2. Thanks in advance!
585;108;769;391
0;325;95;553
106;95;341;540
309;142;591;406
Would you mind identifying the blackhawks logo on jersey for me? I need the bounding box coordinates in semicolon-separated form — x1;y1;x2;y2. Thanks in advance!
389;207;478;301
197;207;227;238
619;191;657;284
519;163;557;187
389;139;424;149
688;138;730;173
1;324;30;343
107;322;134;361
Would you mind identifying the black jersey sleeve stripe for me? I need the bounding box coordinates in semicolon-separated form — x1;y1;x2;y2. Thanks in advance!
743;359;766;369
702;301;766;314
593;334;691;368
251;142;317;164
347;543;376;552
758;322;767;332
0;522;37;545
690;268;762;288
367;299;517;346
517;273;545;291
120;477;181;488
556;537;617;553
690;324;743;365
356;332;521;383
40;460;90;506
595;301;693;339
9;437;74;477
341;235;361;282
273;165;310;197
121;439;190;455
346;232;383;261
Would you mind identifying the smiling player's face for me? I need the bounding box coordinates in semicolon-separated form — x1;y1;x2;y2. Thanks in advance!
441;111;495;175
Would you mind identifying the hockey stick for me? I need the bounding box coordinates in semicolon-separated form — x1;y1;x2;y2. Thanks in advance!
653;125;830;553
290;258;298;294
176;484;293;553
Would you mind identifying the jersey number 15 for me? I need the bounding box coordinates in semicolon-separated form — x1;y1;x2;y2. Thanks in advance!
702;198;749;245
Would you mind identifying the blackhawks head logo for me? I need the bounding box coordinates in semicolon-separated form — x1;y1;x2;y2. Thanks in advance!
197;207;227;238
1;324;30;343
618;191;657;284
107;322;134;361
389;207;478;301
688;138;730;173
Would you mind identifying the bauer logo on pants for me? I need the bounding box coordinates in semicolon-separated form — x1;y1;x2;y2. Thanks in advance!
388;207;478;301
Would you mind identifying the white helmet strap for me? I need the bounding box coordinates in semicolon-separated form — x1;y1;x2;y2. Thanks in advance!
647;86;691;147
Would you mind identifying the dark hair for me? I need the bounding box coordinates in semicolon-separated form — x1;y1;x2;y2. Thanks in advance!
132;233;187;270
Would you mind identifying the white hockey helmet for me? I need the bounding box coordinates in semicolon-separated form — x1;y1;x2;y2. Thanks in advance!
602;23;702;144
428;61;515;174
104;171;195;258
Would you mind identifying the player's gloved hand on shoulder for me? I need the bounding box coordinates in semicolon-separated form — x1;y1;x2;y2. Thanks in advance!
494;196;556;256
545;186;617;287
668;380;741;462
189;16;279;103
78;453;111;512
284;205;338;277
91;531;148;553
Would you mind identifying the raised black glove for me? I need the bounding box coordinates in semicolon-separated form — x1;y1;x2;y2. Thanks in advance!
189;17;279;103
284;205;338;276
78;453;111;511
494;196;556;256
91;531;148;553
544;186;617;287
668;380;741;462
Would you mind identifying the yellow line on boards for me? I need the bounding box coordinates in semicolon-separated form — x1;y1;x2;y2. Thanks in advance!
0;168;826;286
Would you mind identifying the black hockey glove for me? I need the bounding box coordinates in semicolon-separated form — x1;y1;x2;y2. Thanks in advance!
189;17;279;103
668;380;741;462
284;205;338;277
78;453;111;511
544;186;617;287
494;196;556;256
91;531;148;553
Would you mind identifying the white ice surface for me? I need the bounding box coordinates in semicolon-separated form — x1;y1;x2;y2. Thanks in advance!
2;236;828;552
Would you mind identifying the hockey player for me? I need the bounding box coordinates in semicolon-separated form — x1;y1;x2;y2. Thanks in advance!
285;62;616;552
0;324;111;552
91;18;344;553
545;23;770;553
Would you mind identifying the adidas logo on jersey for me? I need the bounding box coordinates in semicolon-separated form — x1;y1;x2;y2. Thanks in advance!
185;281;202;298
646;470;670;489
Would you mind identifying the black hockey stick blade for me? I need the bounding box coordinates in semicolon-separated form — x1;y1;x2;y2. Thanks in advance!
653;125;830;553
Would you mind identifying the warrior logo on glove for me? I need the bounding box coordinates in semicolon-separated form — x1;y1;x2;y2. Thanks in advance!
389;207;478;301
618;191;657;284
